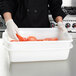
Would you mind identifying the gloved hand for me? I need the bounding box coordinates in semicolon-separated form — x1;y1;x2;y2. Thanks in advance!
57;22;72;39
57;22;68;33
6;19;19;40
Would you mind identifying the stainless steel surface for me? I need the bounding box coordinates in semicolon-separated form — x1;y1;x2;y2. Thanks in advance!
0;16;6;38
62;0;76;7
10;39;76;76
62;7;76;15
0;32;3;38
0;16;6;30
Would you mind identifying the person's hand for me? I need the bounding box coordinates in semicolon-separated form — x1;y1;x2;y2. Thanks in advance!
6;19;19;40
57;22;68;33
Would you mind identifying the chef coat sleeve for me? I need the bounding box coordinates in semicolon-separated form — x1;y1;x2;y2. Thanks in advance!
0;0;17;17
49;0;66;22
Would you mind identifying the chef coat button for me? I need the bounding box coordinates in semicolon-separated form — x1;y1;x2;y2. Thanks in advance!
34;10;38;13
27;9;30;12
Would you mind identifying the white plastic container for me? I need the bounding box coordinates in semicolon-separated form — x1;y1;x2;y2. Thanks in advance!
2;28;73;62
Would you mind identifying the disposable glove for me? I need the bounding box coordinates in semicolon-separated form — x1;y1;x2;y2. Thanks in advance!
57;22;68;33
6;19;19;40
57;22;72;39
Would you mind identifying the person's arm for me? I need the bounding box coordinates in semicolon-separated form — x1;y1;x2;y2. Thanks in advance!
4;12;19;40
55;16;63;23
49;0;66;22
0;0;17;18
3;12;12;22
0;0;19;40
49;0;68;33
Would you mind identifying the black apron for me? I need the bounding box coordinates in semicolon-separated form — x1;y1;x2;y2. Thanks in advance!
13;0;50;28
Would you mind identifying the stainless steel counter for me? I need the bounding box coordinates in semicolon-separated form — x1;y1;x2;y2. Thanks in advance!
10;39;76;76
